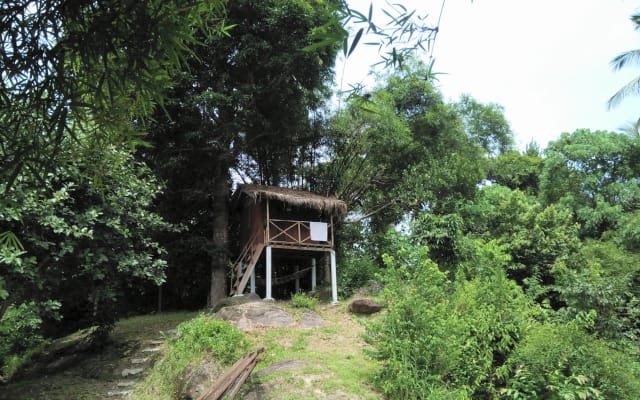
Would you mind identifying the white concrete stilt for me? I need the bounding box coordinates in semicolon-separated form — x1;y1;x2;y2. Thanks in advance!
265;246;273;300
330;250;338;304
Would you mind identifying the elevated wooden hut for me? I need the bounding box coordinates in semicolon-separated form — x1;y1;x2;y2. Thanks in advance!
230;185;347;303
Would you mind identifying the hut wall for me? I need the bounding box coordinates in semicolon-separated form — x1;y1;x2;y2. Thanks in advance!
240;197;267;247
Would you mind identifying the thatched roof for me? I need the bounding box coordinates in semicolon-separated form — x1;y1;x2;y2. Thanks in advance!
235;184;347;215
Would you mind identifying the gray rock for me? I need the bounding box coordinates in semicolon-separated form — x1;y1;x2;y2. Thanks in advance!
348;299;382;315
176;355;222;400
216;302;295;331
299;311;324;329
210;293;262;312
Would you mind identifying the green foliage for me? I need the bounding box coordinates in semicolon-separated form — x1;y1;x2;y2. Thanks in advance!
290;292;319;310
1;142;174;352
454;94;514;157
487;149;544;195
366;234;640;399
0;301;59;378
337;247;380;298
552;239;640;342
366;236;532;399
1;0;229;188
173;315;249;365
460;185;580;300
502;318;640;399
541;129;640;238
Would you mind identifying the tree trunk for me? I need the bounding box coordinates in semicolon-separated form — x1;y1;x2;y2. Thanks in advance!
209;160;230;306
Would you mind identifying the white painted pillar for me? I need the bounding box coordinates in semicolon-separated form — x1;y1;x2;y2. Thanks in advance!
250;267;256;294
265;246;273;300
311;258;317;292
330;250;338;304
294;265;300;293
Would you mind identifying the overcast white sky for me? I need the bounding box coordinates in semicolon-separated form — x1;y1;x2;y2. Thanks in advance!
339;0;640;150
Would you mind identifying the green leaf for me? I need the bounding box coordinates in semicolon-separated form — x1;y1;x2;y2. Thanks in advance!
348;28;364;58
0;231;24;251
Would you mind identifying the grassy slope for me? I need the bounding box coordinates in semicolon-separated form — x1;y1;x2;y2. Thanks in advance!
240;301;382;400
0;300;382;400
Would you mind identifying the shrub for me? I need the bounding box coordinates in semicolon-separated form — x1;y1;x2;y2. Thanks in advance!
366;236;640;399
502;317;640;399
366;239;533;399
290;292;318;310
172;314;249;365
337;251;380;298
0;301;59;379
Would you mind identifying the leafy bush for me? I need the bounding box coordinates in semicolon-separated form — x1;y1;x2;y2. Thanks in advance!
337;251;380;298
366;238;533;399
0;301;59;378
552;239;640;343
290;292;318;310
502;317;640;399
366;235;640;399
173;314;249;365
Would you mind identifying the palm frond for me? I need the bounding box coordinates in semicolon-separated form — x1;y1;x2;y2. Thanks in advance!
631;12;640;30
607;75;640;109
610;49;640;71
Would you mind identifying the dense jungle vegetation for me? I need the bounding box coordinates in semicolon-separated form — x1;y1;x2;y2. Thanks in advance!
1;0;639;398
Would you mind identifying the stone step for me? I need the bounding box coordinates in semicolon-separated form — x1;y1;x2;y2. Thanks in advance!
130;357;149;364
141;346;163;353
121;367;145;377
107;390;132;397
147;339;164;345
117;381;136;388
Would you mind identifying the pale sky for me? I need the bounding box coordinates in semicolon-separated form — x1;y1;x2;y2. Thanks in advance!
339;0;640;150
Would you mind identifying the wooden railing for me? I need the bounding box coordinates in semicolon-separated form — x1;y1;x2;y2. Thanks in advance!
267;219;333;248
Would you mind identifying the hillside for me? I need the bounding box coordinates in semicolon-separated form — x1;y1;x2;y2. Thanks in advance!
0;301;381;400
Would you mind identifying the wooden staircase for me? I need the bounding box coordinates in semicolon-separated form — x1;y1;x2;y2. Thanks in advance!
229;239;265;296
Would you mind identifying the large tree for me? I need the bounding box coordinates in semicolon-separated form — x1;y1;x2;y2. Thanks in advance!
142;0;341;305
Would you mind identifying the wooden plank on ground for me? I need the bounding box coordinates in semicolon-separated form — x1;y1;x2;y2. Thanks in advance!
197;348;264;400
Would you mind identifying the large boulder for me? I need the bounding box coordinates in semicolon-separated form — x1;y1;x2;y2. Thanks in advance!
348;299;382;315
210;293;262;313
216;302;295;331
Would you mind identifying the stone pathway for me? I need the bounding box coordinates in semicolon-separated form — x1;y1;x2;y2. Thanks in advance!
106;338;167;397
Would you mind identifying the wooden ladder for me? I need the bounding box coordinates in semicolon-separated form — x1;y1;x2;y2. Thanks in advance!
229;239;265;296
